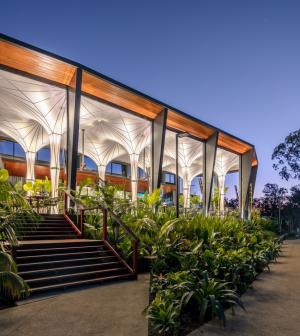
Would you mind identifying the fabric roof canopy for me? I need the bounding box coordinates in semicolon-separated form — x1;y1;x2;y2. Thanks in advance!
0;34;257;163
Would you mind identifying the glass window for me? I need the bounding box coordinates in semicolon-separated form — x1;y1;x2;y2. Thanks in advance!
138;167;146;179
106;162;127;177
84;156;97;171
164;172;175;184
36;148;50;162
111;163;123;175
59;150;65;166
0;140;14;156
106;163;112;174
14;143;25;158
163;191;174;202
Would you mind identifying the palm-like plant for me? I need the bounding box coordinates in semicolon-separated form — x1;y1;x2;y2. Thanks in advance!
0;169;35;302
0;170;38;246
181;271;245;326
0;251;29;303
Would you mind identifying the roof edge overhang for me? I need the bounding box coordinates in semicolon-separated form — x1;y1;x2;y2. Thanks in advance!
0;33;257;164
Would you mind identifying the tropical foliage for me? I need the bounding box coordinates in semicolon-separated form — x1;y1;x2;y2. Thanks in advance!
0;169;35;303
23;177;52;195
0;251;29;303
73;183;281;334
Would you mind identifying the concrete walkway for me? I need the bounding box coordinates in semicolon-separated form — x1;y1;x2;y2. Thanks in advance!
189;239;300;336
0;274;149;336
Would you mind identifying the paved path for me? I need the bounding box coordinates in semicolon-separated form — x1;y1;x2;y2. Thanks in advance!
189;239;300;336
0;274;149;336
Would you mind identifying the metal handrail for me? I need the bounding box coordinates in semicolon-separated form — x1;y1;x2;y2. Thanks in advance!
63;190;139;275
27;195;58;214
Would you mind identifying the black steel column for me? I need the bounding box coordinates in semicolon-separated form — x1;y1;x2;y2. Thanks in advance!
175;133;179;217
239;148;255;219
67;68;82;192
248;163;258;216
203;131;218;216
152;108;168;190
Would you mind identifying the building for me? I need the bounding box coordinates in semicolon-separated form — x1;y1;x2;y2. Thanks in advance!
0;33;258;218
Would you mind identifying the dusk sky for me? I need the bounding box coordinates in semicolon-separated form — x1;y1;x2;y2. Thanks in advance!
1;0;300;197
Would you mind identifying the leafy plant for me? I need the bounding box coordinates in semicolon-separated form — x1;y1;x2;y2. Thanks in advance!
181;271;245;326
23;176;52;195
146;290;181;336
70;179;281;333
0;251;29;303
0;169;36;303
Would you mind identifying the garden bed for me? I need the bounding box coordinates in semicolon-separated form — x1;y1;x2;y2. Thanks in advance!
143;215;281;336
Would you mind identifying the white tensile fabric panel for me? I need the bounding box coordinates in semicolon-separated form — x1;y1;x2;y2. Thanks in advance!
0;70;67;134
0;70;67;197
80;95;151;202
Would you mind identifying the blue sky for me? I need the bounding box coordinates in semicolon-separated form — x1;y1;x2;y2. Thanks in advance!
1;0;300;197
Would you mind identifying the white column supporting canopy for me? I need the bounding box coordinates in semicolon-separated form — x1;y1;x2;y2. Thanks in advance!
25;151;36;183
163;131;203;209
49;133;61;198
214;148;239;215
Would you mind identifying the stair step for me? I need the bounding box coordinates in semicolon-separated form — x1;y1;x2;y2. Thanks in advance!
16;240;104;250
16;245;105;256
37;218;67;221
26;267;128;287
18;227;74;231
21;223;71;226
18;235;78;240
41;214;65;218
31;273;135;293
17;255;118;271
16;250;113;263
18;231;76;236
29;223;71;227
25;221;70;224
19;261;123;279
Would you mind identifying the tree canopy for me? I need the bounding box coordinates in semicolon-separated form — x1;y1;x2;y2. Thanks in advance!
272;129;300;181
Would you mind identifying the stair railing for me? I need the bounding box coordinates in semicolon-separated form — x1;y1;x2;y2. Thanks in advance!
27;195;58;214
63;190;139;276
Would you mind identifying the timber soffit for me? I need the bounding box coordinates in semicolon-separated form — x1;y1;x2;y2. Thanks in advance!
0;33;257;162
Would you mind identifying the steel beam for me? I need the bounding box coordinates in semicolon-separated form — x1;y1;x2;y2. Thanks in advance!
239;149;255;219
175;133;179;217
203;131;218;216
66;68;82;192
152;108;168;190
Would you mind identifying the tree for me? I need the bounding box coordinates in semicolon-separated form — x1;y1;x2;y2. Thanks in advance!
260;183;287;219
272;129;300;181
280;185;300;234
288;184;300;207
227;198;239;209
